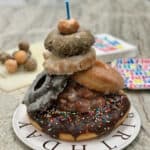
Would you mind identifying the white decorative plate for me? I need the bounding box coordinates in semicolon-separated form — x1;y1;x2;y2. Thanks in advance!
12;104;141;150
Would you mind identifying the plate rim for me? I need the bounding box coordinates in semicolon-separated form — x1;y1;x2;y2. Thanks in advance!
12;104;141;150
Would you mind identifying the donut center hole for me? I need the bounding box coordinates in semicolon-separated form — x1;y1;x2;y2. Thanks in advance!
34;75;46;91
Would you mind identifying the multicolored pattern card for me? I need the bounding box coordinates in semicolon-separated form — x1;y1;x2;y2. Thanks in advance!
111;58;150;90
94;34;138;62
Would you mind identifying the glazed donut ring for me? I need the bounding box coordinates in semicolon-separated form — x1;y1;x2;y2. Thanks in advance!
44;29;95;57
43;48;96;75
73;60;124;94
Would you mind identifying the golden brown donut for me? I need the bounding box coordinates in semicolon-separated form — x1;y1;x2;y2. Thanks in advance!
58;18;80;34
73;60;124;94
43;48;96;75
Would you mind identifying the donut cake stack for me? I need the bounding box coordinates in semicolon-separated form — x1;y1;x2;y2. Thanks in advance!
23;19;130;142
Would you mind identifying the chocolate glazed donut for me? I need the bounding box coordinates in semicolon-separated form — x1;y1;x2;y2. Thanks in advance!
24;75;130;141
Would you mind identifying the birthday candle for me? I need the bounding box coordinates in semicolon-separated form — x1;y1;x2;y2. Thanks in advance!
65;0;71;19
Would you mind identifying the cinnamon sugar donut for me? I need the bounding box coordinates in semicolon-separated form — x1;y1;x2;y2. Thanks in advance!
44;29;95;57
73;60;124;94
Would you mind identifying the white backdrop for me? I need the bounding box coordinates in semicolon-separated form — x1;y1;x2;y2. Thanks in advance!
0;0;25;5
0;0;66;6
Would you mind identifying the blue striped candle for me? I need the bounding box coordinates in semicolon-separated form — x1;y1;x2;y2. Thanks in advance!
65;0;71;19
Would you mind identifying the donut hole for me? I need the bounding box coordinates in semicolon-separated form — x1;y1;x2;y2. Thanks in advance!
34;75;46;91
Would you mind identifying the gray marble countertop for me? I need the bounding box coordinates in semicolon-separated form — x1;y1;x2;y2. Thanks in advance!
0;0;150;149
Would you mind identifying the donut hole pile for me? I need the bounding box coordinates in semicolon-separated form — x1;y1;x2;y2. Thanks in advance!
0;41;37;73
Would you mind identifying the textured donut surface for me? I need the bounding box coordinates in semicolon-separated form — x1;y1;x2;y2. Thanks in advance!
73;60;124;94
23;71;69;112
43;48;96;75
44;29;95;57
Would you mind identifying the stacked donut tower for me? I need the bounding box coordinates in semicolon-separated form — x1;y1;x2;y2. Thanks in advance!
23;18;131;142
43;19;96;75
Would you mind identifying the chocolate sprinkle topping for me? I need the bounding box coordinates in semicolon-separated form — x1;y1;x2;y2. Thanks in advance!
26;77;130;139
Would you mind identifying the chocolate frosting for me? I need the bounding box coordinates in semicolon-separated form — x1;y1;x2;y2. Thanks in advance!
26;77;130;139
